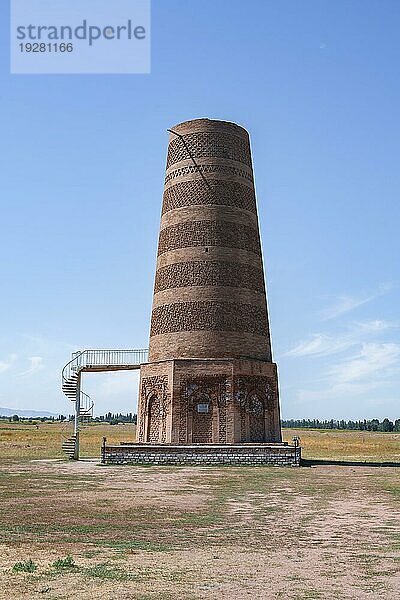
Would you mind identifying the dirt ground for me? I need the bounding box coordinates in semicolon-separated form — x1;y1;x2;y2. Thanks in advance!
0;458;399;599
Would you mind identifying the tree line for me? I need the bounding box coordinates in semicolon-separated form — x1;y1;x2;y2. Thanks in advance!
281;418;400;432
65;412;138;424
1;412;137;425
95;412;137;424
3;414;398;431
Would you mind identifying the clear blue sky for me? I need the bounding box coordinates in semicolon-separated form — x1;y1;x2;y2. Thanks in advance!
0;0;399;419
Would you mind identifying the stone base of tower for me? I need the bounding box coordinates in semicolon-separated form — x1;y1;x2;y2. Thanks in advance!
102;443;300;467
137;358;282;445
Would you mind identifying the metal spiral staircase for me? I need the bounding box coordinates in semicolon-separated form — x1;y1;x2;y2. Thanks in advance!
61;349;148;459
61;391;94;459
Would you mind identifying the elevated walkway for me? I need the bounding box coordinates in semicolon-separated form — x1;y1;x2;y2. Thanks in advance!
61;349;148;459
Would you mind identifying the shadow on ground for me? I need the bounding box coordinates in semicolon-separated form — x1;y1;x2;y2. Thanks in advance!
302;458;400;468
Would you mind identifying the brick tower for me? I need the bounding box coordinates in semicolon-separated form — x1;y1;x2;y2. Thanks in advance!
137;118;282;444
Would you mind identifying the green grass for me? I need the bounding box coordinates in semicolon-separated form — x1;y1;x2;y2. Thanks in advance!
12;559;37;573
51;555;76;571
83;562;132;581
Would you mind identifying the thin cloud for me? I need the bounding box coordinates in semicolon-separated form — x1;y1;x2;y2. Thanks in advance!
0;354;17;374
284;333;353;358
355;319;396;333
320;282;394;320
284;319;396;358
328;343;400;384
295;379;382;408
18;356;44;377
294;342;400;409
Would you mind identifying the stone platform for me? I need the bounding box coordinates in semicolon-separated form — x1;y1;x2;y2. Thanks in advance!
101;442;301;467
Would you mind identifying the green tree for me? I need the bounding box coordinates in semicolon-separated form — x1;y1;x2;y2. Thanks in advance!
381;418;394;432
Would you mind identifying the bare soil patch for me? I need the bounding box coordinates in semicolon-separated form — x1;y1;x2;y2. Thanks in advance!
0;459;399;599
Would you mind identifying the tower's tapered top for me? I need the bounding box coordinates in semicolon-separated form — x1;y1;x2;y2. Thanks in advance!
148;117;273;363
169;118;250;138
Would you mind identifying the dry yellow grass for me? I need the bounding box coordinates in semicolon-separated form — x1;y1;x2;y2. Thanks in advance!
0;421;399;462
282;428;400;462
0;421;136;461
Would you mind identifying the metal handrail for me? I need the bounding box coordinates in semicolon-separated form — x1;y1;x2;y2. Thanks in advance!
60;390;93;442
62;348;149;387
80;390;93;413
61;349;148;458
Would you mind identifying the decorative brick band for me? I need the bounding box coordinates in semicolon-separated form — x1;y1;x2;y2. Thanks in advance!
150;301;268;337
162;179;256;214
154;261;265;293
165;163;253;184
166;131;252;168
157;220;261;256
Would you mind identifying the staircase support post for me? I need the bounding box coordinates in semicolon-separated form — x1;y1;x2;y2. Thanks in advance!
73;373;81;460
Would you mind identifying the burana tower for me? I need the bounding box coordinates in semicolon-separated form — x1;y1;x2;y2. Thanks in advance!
137;118;282;445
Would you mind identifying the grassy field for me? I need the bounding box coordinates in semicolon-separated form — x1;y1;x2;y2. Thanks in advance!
0;421;136;461
0;423;399;599
1;421;399;462
282;428;400;462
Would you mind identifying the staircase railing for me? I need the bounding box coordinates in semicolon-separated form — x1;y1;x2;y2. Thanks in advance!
60;391;93;437
61;348;148;459
60;416;74;443
62;348;149;389
79;390;94;417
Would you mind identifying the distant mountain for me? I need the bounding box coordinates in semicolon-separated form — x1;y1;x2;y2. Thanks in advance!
0;407;57;418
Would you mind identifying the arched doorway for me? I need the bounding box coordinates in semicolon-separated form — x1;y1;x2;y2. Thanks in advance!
248;394;265;442
192;395;213;443
147;395;161;443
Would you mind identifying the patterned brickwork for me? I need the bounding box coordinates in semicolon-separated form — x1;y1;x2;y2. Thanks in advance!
154;261;265;293
172;118;249;138
218;396;227;443
165;163;253;184
157;220;261;256
249;396;265;442
178;392;188;444
142;119;280;434
234;376;276;408
147;396;161;443
162;179;256;214
166;131;252;168
233;375;277;443
138;358;281;445
179;376;228;444
138;375;169;443
150;301;268;337
192;401;213;443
